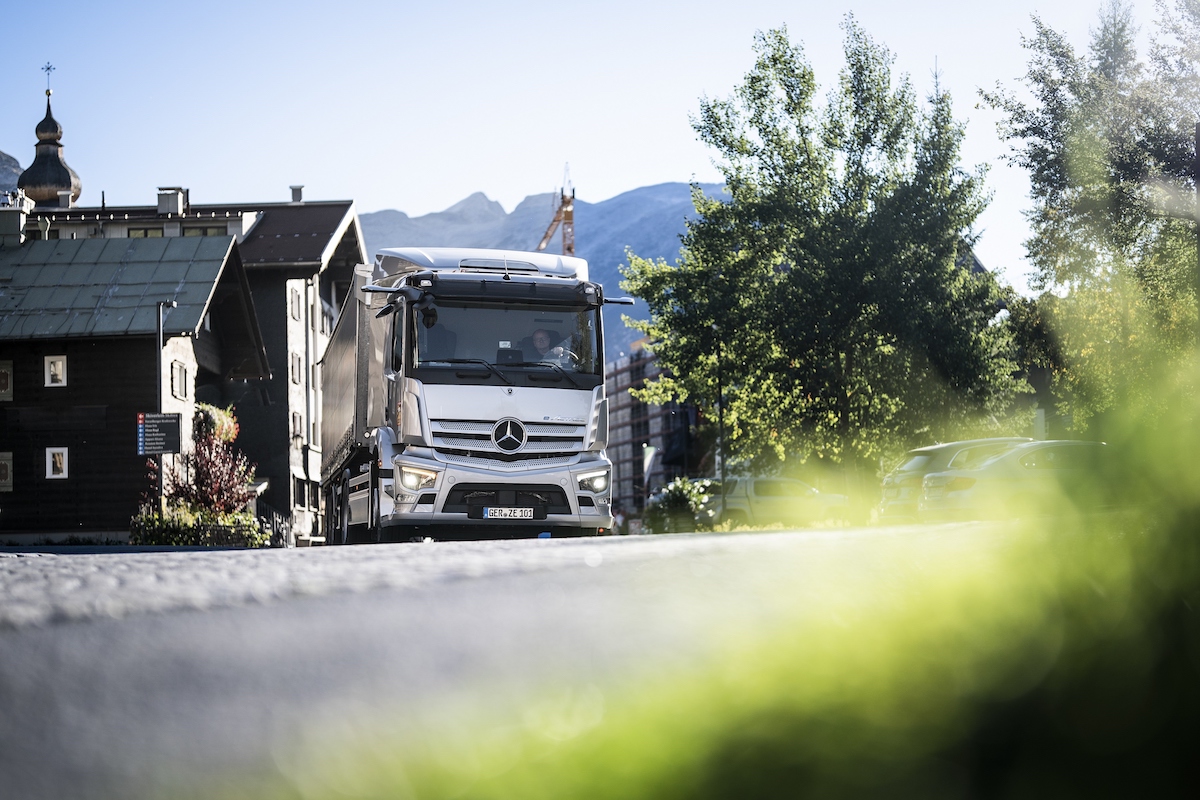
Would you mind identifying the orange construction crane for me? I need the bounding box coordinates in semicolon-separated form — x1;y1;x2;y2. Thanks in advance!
536;166;575;256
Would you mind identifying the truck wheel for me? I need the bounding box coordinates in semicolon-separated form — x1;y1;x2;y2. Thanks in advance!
335;470;351;545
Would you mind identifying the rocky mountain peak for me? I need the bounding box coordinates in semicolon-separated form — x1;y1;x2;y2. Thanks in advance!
0;149;22;193
442;191;506;222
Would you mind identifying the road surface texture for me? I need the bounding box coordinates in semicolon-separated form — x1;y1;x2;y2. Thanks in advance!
0;525;1011;799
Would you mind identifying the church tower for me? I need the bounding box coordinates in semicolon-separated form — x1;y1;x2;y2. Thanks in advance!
17;90;82;207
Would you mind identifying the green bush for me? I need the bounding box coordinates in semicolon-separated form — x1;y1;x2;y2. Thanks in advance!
644;478;717;534
129;507;267;548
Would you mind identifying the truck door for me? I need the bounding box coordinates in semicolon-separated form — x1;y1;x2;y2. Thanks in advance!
385;310;405;431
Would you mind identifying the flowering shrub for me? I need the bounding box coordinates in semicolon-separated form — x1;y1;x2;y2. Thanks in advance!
167;431;256;514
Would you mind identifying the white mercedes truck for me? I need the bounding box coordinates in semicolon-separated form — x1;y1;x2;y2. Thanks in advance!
321;247;627;543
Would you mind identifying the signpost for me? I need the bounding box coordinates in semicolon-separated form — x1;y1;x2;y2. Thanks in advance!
137;413;181;456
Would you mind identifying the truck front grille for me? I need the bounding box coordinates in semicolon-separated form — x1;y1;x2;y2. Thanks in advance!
430;418;586;462
439;452;576;471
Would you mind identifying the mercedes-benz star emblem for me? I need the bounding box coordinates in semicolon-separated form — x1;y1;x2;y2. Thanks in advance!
492;418;527;453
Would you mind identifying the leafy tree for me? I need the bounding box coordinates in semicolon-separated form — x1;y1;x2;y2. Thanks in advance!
622;21;1027;489
983;1;1198;430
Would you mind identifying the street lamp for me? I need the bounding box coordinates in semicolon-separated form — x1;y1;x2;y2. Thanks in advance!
156;300;177;511
156;300;177;413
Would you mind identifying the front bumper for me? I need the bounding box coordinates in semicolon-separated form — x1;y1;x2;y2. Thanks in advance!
380;451;614;534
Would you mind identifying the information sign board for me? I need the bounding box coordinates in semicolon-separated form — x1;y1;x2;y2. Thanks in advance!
137;412;181;455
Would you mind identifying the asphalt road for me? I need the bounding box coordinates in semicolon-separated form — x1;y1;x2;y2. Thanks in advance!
0;525;1010;799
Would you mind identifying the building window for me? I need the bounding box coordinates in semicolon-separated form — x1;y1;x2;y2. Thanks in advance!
45;447;68;479
0;361;12;401
291;411;304;438
171;361;189;400
291;353;302;384
128;228;164;238
290;289;302;321
183;225;228;237
294;476;308;507
630;356;646;383
0;452;12;492
44;355;67;387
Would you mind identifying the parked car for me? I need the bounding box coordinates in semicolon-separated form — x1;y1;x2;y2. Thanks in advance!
878;438;1033;520
919;439;1112;522
698;476;849;528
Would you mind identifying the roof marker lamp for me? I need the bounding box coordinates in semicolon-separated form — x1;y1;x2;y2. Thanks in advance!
399;465;437;492
578;469;610;493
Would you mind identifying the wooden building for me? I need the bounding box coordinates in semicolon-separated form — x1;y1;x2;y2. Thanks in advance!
16;191;365;540
0;230;269;538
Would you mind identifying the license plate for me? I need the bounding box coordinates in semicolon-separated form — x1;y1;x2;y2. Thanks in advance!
484;507;534;519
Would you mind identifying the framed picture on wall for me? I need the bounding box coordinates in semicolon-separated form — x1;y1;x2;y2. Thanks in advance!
46;447;68;479
44;355;67;387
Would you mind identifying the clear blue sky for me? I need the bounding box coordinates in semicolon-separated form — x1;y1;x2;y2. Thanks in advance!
0;0;1164;292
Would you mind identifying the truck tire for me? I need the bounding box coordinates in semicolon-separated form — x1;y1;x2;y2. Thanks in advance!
340;471;351;544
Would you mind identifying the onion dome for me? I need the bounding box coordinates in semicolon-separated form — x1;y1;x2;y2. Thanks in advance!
18;90;81;206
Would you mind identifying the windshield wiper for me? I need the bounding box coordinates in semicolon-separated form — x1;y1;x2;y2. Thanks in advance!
428;358;514;385
507;361;581;389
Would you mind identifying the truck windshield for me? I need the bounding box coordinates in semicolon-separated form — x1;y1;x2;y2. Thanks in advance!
412;301;601;376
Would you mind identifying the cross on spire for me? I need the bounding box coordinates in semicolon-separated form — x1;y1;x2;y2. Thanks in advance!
42;62;54;96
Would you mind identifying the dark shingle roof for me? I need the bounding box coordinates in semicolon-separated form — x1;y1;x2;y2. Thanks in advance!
237;203;357;265
0;236;233;339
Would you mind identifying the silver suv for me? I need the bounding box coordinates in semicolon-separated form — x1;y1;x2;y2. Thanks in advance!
699;477;848;528
878;438;1032;521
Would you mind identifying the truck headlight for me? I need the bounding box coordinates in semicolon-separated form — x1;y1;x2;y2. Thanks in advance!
578;470;610;493
399;466;437;492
